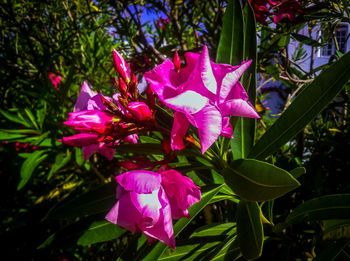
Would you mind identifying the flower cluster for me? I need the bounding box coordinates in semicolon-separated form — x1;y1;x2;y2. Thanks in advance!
156;17;170;30
249;0;303;24
61;46;259;248
106;169;200;248
61;50;155;161
49;72;61;90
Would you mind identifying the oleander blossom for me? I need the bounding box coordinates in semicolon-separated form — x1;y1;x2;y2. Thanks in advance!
144;45;259;153
49;72;61;90
249;0;303;24
61;81;138;161
105;169;201;248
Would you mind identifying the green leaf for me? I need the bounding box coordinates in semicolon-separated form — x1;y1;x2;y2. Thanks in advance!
158;237;225;261
277;34;290;47
231;1;257;159
191;223;236;237
289;167;306;179
77;220;126;246
285;194;350;224
75;147;84;166
137;185;223;261
322;219;350;240
223;159;300;201
50;183;116;219
24;108;39;130
0;129;40;134
158;223;237;261
17;150;48;190
0;109;31;128
313;240;350;261
210;235;241;261
216;0;243;65
47;150;72;180
0;131;28;141
249;51;350;160
236;201;263;260
291;33;321;47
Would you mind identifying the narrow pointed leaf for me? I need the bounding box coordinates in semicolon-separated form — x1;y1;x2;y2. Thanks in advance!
236;200;263;260
223;159;300;201
77;220;126;246
249;51;350;160
138;185;223;261
50;183;116;219
17;150;48;190
230;1;257;159
216;0;243;65
285;194;350;224
289;167;306;179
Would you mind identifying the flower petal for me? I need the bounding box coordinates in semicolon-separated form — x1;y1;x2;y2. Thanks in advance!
105;190;140;233
221;99;260;118
164;90;208;114
200;45;217;94
193;105;222;154
61;133;100;147
144;59;177;102
171;112;189;150
219;60;251;103
130;189;162;227
74;81;97;112
82;144;97;161
97;143;115;160
142;188;175;249
116;170;162;193
221;117;233;138
161;169;201;219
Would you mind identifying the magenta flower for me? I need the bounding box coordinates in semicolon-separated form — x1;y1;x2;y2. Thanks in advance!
106;169;201;248
49;73;61;90
272;0;303;23
144;46;259;153
106;170;175;248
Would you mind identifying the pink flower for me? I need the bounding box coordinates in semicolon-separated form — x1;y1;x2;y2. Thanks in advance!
105;169;201;248
249;0;270;24
144;46;259;153
106;170;175;248
49;73;61;90
272;0;303;23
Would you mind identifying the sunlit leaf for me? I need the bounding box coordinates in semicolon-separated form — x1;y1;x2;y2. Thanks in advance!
223;159;300;201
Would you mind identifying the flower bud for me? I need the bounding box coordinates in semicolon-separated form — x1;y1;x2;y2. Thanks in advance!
113;49;130;83
128;102;152;121
173;51;181;73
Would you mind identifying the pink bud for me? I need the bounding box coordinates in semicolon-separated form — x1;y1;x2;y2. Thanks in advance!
128;102;152;121
113;49;130;83
173;51;181;72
